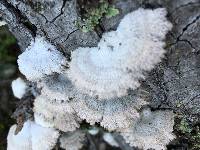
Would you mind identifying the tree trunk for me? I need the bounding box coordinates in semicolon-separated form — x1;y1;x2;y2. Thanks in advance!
1;0;200;149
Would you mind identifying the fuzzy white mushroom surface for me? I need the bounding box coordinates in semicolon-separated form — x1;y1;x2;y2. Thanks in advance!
59;130;85;150
7;120;59;150
34;95;80;132
17;37;67;81
70;93;147;131
67;8;172;99
11;77;28;99
88;127;99;135
103;133;119;147
40;75;148;131
120;109;175;150
0;20;7;26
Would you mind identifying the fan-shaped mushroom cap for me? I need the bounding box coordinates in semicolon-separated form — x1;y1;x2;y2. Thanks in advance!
18;37;67;81
38;74;75;102
40;75;148;131
67;8;172;99
120;109;175;150
59;130;85;150
71;93;147;131
7;121;31;150
34;95;79;132
7;120;59;150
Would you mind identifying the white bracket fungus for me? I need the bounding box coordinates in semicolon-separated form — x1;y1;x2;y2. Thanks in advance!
70;93;147;131
67;8;172;99
18;37;67;81
10;7;175;150
120;109;175;150
34;95;80;132
59;130;85;150
7;120;59;150
11;77;28;99
40;74;148;131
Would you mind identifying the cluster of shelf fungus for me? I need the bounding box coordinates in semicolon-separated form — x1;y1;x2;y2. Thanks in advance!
8;8;176;150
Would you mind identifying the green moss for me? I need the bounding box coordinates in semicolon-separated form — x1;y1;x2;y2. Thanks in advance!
0;124;5;134
175;116;200;150
27;1;43;13
105;6;119;18
33;2;43;12
191;127;200;150
76;0;119;32
178;118;192;134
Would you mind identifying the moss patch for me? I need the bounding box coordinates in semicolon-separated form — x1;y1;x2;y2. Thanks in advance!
173;116;200;150
76;0;119;32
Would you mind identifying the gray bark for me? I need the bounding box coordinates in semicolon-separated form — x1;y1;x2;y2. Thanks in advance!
1;0;200;149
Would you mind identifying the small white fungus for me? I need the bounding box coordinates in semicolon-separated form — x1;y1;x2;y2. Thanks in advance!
103;133;119;147
88;127;99;135
0;20;7;26
7;120;59;150
11;77;27;99
120;109;175;150
59;130;85;150
18;37;67;81
34;95;80;132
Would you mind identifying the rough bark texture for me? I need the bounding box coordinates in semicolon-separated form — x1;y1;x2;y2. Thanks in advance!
1;0;200;149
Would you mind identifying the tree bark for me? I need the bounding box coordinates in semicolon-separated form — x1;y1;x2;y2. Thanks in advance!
1;0;200;148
